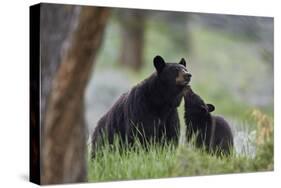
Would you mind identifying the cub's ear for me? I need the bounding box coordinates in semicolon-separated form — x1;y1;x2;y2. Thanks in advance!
200;105;208;113
153;55;166;73
207;104;215;112
179;58;186;67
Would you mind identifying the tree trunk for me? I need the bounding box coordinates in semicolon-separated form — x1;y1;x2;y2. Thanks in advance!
40;4;79;136
42;6;109;185
118;10;145;71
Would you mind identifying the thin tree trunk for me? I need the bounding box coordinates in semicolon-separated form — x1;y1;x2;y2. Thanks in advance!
119;10;145;71
42;6;109;184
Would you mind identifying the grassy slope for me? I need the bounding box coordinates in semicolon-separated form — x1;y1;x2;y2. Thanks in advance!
88;142;177;182
88;117;273;182
88;98;273;182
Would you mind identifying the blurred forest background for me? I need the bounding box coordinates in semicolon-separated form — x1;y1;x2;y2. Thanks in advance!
86;8;273;153
39;3;273;184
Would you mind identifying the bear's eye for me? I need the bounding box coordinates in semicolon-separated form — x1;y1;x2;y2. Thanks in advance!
182;67;188;72
177;67;185;73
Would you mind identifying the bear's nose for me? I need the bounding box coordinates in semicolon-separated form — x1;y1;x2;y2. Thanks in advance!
184;73;192;80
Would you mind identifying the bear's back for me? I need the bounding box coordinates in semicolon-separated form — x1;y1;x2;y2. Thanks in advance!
211;115;234;154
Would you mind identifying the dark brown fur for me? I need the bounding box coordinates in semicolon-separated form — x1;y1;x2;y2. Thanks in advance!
184;87;233;156
91;56;191;157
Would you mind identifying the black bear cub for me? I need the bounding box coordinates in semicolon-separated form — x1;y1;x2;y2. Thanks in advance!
184;87;233;156
91;55;191;157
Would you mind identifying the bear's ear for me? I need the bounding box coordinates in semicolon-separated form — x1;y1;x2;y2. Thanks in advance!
179;58;186;67
207;104;215;112
153;55;166;73
200;105;208;113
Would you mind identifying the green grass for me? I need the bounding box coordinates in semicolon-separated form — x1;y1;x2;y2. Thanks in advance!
88;109;273;182
172;137;273;177
88;138;178;182
88;132;273;182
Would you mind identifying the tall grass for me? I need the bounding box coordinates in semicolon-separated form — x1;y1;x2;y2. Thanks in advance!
88;135;177;182
88;109;273;182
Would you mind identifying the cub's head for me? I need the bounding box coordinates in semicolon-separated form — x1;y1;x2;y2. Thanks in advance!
184;87;215;118
153;55;192;89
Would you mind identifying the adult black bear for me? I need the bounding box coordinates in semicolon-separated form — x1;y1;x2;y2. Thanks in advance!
91;55;192;157
184;87;233;156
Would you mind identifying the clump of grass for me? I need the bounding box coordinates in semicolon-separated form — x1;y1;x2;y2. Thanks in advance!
88;134;178;182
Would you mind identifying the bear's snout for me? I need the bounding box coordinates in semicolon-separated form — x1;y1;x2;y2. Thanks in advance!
176;70;191;86
184;73;192;81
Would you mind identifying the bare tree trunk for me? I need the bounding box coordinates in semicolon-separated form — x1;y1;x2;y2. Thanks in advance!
40;4;79;128
118;10;145;71
42;6;109;185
